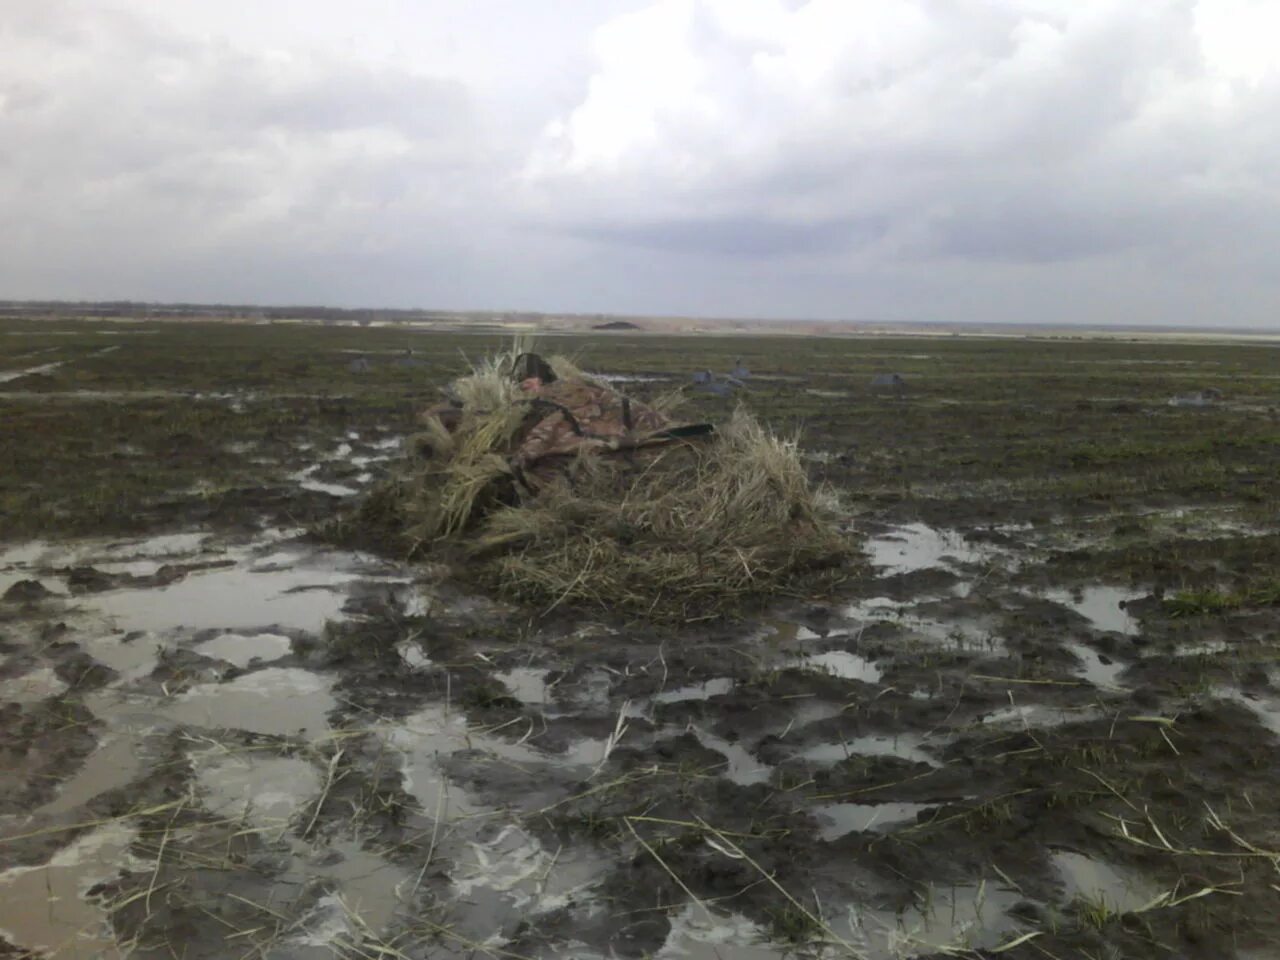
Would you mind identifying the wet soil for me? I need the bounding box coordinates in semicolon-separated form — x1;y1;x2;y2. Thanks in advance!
3;320;1280;959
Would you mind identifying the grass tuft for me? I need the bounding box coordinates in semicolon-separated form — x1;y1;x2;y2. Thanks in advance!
349;343;855;621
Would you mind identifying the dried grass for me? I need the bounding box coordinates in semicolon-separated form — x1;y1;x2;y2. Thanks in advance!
473;409;850;620
353;344;854;621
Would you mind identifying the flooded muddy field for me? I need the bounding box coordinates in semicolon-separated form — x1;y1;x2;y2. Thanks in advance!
3;320;1280;959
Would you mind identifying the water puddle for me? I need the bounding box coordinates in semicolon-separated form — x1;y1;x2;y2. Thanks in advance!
0;533;470;955
657;904;785;959
193;751;321;829
378;706;611;933
194;632;293;669
789;651;882;684
310;838;413;934
688;727;772;785
101;533;211;560
2;521;1145;959
801;733;939;767
2;541;66;596
1066;642;1126;688
452;824;605;913
0;360;68;383
835;882;1027;958
843;596;910;620
37;735;144;818
291;465;358;497
843;597;1000;652
0;531;217;579
0;822;139;959
239;834;417;948
1042;586;1141;635
980;703;1101;730
164;668;335;736
385;707;506;821
865;524;1001;576
0;667;68;703
1168;639;1231;657
764;619;825;646
87;553;365;634
0;540;52;567
290;893;361;950
84;558;162;578
31;688;192;816
397;640;432;669
1052;851;1159;913
783;699;851;730
814;802;937;840
560;737;615;767
497;667;553;704
28;670;335;819
79;632;166;682
655;677;735;704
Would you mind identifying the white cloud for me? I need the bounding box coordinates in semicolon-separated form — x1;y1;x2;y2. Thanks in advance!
1194;0;1280;84
526;0;1280;274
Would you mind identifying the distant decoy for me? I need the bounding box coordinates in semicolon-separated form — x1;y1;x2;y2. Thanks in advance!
870;372;907;390
690;362;749;396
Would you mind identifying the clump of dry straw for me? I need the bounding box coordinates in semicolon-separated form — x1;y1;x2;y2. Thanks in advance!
353;343;853;621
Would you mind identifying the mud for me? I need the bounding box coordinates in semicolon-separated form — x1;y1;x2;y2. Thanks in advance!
4;328;1280;959
0;360;69;384
0;823;139;959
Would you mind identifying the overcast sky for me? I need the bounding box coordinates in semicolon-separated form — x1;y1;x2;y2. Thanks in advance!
3;1;1279;326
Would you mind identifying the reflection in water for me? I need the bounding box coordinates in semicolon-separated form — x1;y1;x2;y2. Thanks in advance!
1043;586;1142;636
1052;850;1158;913
864;523;1003;576
802;732;939;767
0;824;138;960
165;667;336;735
814;802;937;840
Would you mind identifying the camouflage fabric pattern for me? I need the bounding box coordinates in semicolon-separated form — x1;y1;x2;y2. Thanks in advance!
420;376;700;485
513;379;671;467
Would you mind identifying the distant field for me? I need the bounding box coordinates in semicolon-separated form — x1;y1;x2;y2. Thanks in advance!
2;316;1277;540
2;316;1280;959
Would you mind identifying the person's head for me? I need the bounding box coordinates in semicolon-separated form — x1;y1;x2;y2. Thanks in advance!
512;353;557;387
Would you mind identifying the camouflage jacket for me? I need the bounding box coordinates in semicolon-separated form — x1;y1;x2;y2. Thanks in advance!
422;378;710;482
512;379;671;467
